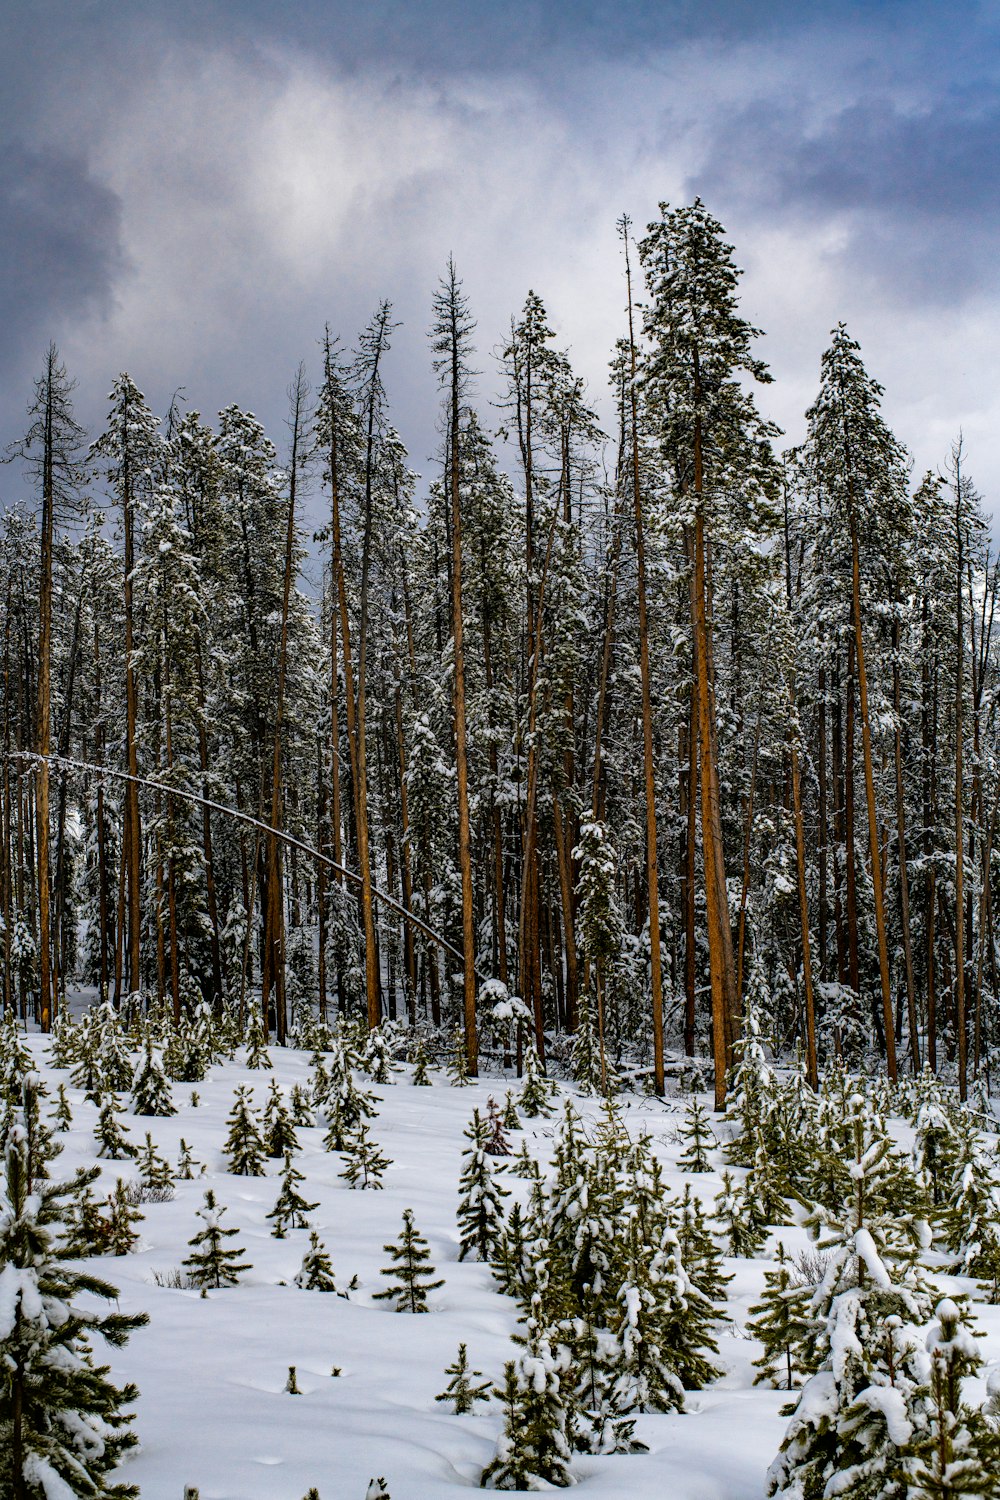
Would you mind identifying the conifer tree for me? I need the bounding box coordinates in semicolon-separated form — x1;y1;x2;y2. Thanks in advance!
518;1040;555;1118
224;1086;265;1175
677;1099;716;1172
410;1038;433;1086
136;1133;174;1193
749;1244;814;1391
905;1298;1000;1498
131;1040;176;1117
0;1112;148;1497
339;1122;391;1189
95;1094;135;1160
105;1179;144;1256
267;1152;319;1237
714;1169;768;1258
51;1083;73;1131
436;1343;491;1412
373;1209;443;1312
183;1189;251;1291
263;1079;299;1158
457;1109;509;1262
295;1231;340;1293
481;1316;574;1490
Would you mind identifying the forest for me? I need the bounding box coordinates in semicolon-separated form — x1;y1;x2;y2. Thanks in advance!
1;198;993;1107
5;196;1000;1500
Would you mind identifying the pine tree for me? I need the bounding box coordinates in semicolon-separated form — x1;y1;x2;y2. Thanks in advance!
457;1109;509;1261
105;1179;144;1255
177;1139;198;1180
267;1152;319;1237
136;1133;174;1193
905;1298;1000;1499
447;1025;471;1087
714;1169;768;1258
410;1038;433;1086
0;1111;148;1497
480;1318;574;1489
263;1079;299;1158
224;1086;265;1175
95;1094;135;1160
51;1083;73;1132
183;1189;252;1292
435;1343;491;1412
482;1096;511;1156
518;1040;556;1118
131;1040;176;1116
373;1209;443;1312
245;1020;271;1069
748;1244;814;1391
294;1231;340;1293
339;1122;391;1189
677;1099;716;1172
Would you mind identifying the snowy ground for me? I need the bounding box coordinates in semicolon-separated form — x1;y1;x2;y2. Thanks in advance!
20;1032;1000;1500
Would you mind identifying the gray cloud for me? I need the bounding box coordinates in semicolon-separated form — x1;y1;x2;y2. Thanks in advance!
0;139;123;389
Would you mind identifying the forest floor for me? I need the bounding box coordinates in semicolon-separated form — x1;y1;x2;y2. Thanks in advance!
23;1026;1000;1500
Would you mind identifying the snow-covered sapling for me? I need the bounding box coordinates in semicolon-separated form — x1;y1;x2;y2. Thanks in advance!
183;1189;252;1292
373;1208;444;1312
94;1093;136;1160
131;1040;176;1116
677;1100;716;1173
224;1085;265;1175
295;1231;340;1293
339;1122;391;1190
267;1152;319;1237
435;1342;491;1412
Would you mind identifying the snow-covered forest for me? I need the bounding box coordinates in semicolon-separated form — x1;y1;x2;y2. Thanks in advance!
3;198;1000;1496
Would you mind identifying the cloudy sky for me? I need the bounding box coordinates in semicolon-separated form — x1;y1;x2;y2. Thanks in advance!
2;0;999;523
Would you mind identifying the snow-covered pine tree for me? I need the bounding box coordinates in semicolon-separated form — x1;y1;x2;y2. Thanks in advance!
905;1297;1000;1499
267;1152;319;1237
224;1085;265;1175
519;1039;556;1118
339;1122;391;1189
95;1094;136;1160
482;1096;511;1156
410;1038;433;1086
136;1133;174;1193
51;1083;73;1131
481;1312;575;1489
767;1093;935;1500
435;1343;491;1412
748;1243;814;1391
714;1168;768;1257
295;1231;340;1293
373;1209;443;1311
183;1189;252;1291
131;1040;176;1116
105;1179;144;1255
263;1078;299;1158
677;1099;716;1172
0;1111;148;1497
457;1108;509;1261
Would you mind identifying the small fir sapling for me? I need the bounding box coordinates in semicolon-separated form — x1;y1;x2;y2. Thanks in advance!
518;1040;556;1118
373;1208;444;1312
904;1298;1000;1498
105;1179;144;1255
569;988;604;1096
748;1243;814;1392
447;1025;471;1087
502;1092;521;1130
51;1082;73;1130
136;1133;175;1192
285;1366;301;1395
267;1152;319;1237
714;1169;768;1258
364;1028;394;1084
322;1071;378;1153
183;1189;252;1292
245;1019;272;1069
289;1083;315;1127
435;1343;491;1412
480;1318;575;1490
673;1184;733;1305
339;1121;391;1189
295;1231;341;1293
410;1038;433;1086
95;1093;136;1159
0;1111;148;1498
457;1109;509;1261
677;1099;717;1172
263;1078;299;1158
224;1085;266;1175
177;1139;198;1179
509;1138;540;1180
131;1040;176;1116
